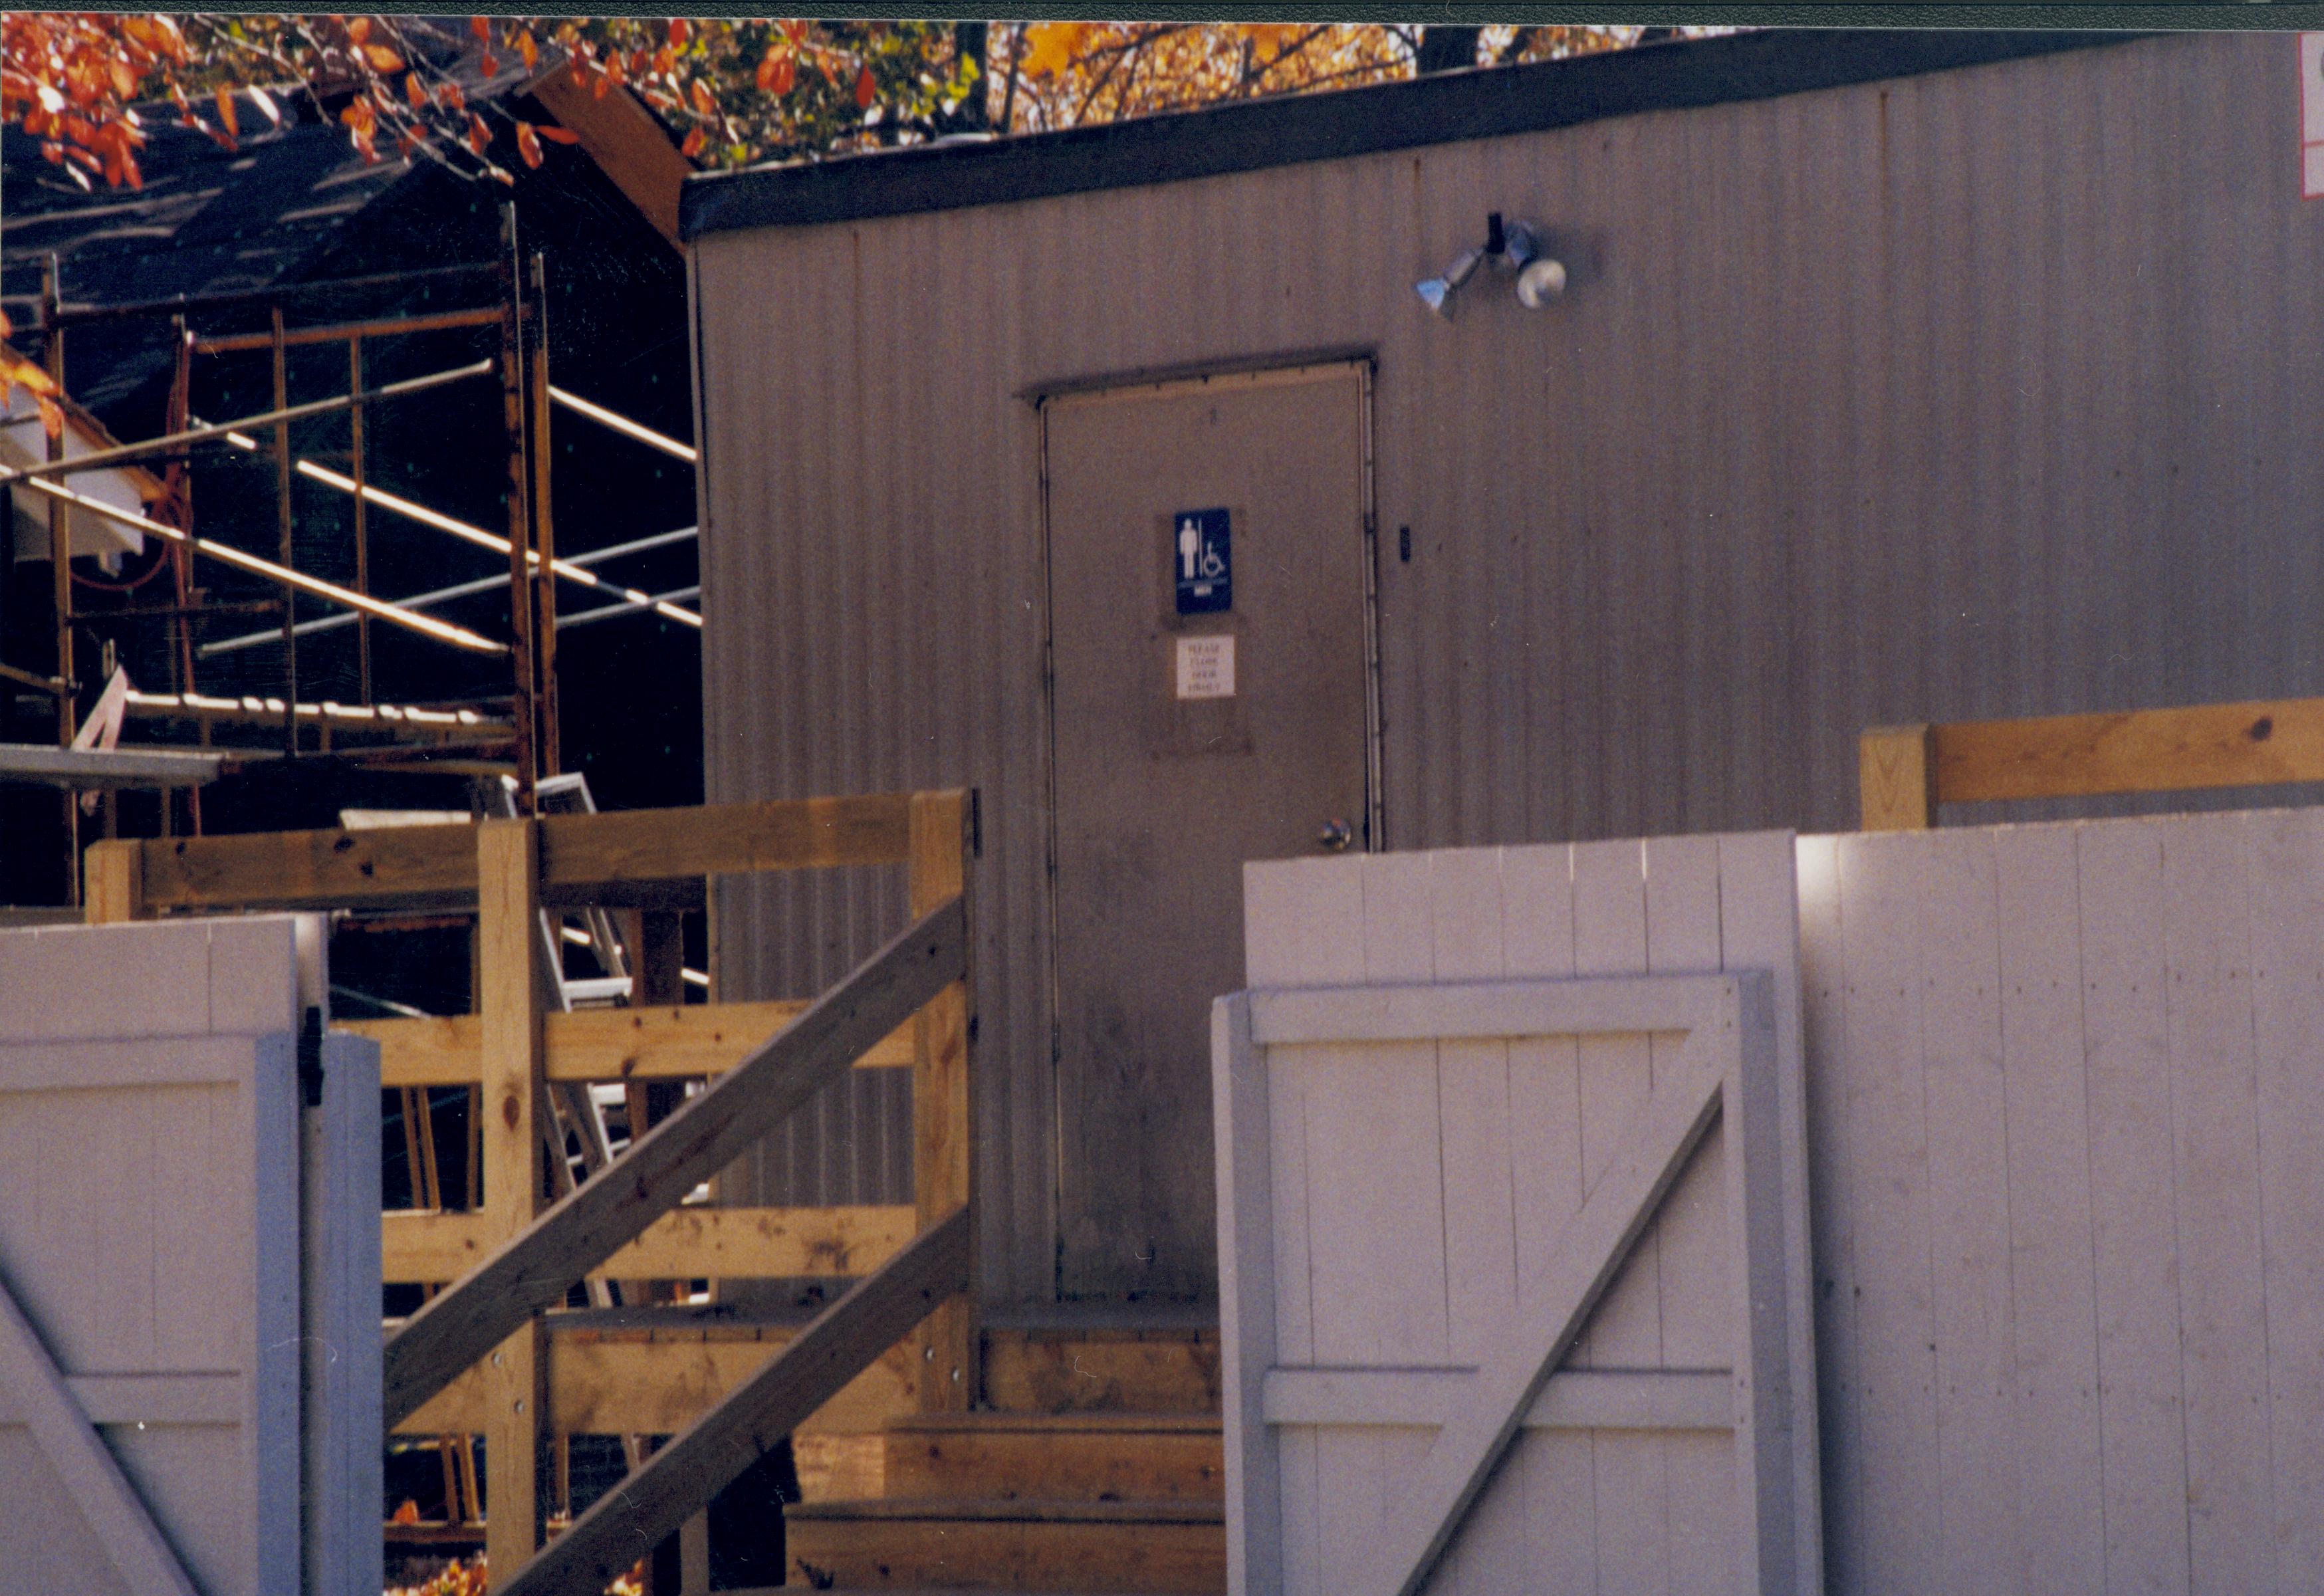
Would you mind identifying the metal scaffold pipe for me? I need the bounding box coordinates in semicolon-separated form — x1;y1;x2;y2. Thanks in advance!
11;475;508;655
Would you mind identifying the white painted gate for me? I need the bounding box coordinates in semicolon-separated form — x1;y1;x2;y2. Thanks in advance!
1217;836;1821;1596
0;915;380;1596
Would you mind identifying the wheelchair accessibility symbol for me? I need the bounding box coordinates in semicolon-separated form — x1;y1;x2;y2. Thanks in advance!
1173;507;1232;615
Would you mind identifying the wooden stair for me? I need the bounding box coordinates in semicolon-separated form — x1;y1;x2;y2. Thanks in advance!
787;1413;1226;1594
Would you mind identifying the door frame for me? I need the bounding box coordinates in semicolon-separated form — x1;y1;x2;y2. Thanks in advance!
1033;355;1383;1298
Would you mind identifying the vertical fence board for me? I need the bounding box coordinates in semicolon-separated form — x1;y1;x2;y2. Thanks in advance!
2157;818;2274;1596
1990;824;2105;1596
1917;832;2021;1591
1833;833;1940;1589
2246;809;2324;1591
2075;820;2193;1596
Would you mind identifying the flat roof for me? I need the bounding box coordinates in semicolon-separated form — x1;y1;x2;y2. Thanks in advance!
681;29;2134;241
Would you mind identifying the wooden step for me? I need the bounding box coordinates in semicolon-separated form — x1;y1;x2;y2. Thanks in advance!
981;1323;1219;1416
883;1413;1222;1504
786;1498;1224;1595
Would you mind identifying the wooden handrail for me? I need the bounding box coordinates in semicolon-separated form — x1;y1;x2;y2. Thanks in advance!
496;1205;973;1596
341;1001;915;1086
1860;696;2324;829
82;791;922;917
382;895;967;1429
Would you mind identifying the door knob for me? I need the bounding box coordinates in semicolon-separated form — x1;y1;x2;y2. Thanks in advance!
1317;818;1355;854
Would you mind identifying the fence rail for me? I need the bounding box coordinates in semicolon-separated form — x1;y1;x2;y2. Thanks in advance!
82;788;977;1587
1859;696;2324;828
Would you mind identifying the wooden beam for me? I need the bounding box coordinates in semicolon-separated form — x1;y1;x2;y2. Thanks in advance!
128;792;919;914
1934;695;2324;805
0;1264;200;1595
909;788;975;1412
384;1203;916;1284
382;895;965;1429
495;1206;973;1596
394;1329;919;1438
478;818;548;1582
1260;1367;1734;1432
523;60;691;249
82;838;142;923
1859;723;1937;830
344;1002;914;1088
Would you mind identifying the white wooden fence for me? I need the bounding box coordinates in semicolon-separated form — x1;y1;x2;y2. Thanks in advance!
1222;809;2324;1596
0;915;380;1596
1220;836;1822;1596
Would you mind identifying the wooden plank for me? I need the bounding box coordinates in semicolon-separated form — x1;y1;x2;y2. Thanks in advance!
524;60;690;247
1858;723;1936;829
304;1031;385;1596
979;1328;1220;1416
346;1002;915;1087
1248;972;1734;1048
1351;981;1746;1596
1935;695;2324;805
1568;838;1665;1596
1792;832;1863;1596
477;818;548;1581
396;1332;917;1438
2157;816;2273;1595
2074;818;2192;1594
2244;808;2324;1589
1835;833;1941;1591
383;895;964;1429
1991;824;2105;1595
1214;994;1280;1596
495;1206;973;1596
0;1270;199;1596
1496;844;1593;1596
1262;1369;1733;1431
128;792;917;914
383;1203;917;1284
909;788;975;1413
1915;832;2020;1591
81;839;141;923
782;1509;1224;1595
1716;828;1821;1596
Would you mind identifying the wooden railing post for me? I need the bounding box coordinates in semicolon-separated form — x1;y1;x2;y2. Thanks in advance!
477;818;548;1587
1859;723;1937;830
82;838;143;923
909;790;975;1411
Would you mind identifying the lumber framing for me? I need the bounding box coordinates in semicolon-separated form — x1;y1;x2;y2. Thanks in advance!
108;792;919;913
384;1203;917;1284
343;1002;913;1087
394;1327;920;1438
1860;695;2324;827
495;1206;973;1596
382;895;967;1430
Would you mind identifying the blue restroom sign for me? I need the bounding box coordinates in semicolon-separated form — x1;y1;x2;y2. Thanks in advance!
1173;508;1232;615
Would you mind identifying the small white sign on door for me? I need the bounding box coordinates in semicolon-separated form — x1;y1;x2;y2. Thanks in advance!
1175;634;1234;699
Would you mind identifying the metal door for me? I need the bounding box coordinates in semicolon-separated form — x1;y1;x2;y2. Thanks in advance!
1042;361;1374;1301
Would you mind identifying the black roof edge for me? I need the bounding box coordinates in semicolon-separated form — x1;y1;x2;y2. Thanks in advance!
680;28;2139;240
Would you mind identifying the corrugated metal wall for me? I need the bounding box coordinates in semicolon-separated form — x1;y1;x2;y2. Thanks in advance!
691;33;2324;1305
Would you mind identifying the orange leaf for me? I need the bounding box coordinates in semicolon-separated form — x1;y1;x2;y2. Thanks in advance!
7;357;55;398
534;124;579;145
479;52;498;77
435;80;465;112
755;49;788;94
689;77;716;116
471;15;491;42
347;17;372;45
515;120;542;168
854;62;874;109
37;396;62;443
516;30;538;69
391;1500;421;1527
364;43;404;73
0;308;13;340
679;126;705;158
405;71;426;108
213;85;237;139
467;110;490;156
669;18;690;47
108;57;136;100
